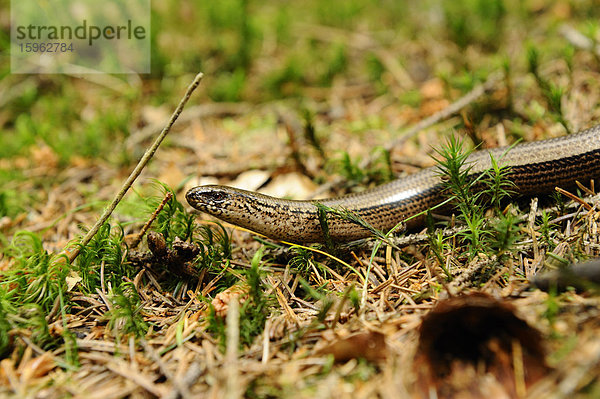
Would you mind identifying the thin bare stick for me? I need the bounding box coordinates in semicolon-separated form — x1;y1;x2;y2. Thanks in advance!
129;191;173;249
560;24;600;55
225;298;241;399
528;198;539;261
556;186;593;211
382;70;503;154
67;72;204;263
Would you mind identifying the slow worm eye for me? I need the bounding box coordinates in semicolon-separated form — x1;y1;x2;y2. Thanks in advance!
208;191;227;202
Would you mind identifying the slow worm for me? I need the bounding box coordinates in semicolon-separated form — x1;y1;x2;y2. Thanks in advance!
186;125;600;243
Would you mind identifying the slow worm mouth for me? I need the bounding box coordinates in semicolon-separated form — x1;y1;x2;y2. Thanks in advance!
185;188;197;205
183;125;600;243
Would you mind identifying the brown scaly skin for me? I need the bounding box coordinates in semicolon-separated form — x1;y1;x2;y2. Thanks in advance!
186;125;600;243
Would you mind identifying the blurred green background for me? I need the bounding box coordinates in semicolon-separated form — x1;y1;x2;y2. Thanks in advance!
1;0;599;217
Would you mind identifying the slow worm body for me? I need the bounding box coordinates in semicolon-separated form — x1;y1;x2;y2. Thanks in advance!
186;125;600;243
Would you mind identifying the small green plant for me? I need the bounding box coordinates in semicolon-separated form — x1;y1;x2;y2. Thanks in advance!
318;43;348;85
192;223;232;277
105;282;149;342
74;222;129;292
335;152;366;184
206;248;272;351
343;358;378;382
482;153;516;210
542;286;561;337
289;247;335;282
2;232;70;313
434;135;486;257
206;306;227;351
537;210;557;249
398;90;423;107
0;232;75;354
502;56;514;111
480;153;521;254
4;93;132;165
13;304;58;350
330;148;393;188
582;21;600;67
262;55;305;97
434;135;520;259
526;44;571;133
315;204;335;249
365;53;387;95
315;203;387;244
210;68;247;102
302;109;325;159
0;190;22;219
487;209;520;253
148;184;196;244
238;248;271;346
0;291;11;356
428;229;452;278
299;277;334;325
368;147;394;184
443;0;506;50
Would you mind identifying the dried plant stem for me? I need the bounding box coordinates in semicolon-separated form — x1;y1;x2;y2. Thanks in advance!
225;298;241;399
382;70;503;154
130;191;173;249
67;72;204;264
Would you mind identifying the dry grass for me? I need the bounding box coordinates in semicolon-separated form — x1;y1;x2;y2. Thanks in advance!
2;2;600;398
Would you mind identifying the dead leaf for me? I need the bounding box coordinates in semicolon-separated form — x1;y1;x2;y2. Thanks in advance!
66;270;82;291
317;331;387;363
19;353;55;383
230;169;271;191
211;284;249;318
261;173;319;199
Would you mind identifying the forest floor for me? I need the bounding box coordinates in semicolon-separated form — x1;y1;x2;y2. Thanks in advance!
1;1;600;398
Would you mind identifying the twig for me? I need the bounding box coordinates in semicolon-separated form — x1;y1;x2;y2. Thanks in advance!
556;187;593;211
381;70;503;154
130;191;173;248
447;255;498;294
560;24;600;55
164;363;205;399
528;198;540;261
105;360;166;397
225;298;241;399
512;339;527;398
262;317;271;364
141;339;191;399
67;72;204;264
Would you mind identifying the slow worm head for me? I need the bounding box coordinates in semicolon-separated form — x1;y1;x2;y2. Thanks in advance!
186;185;333;242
